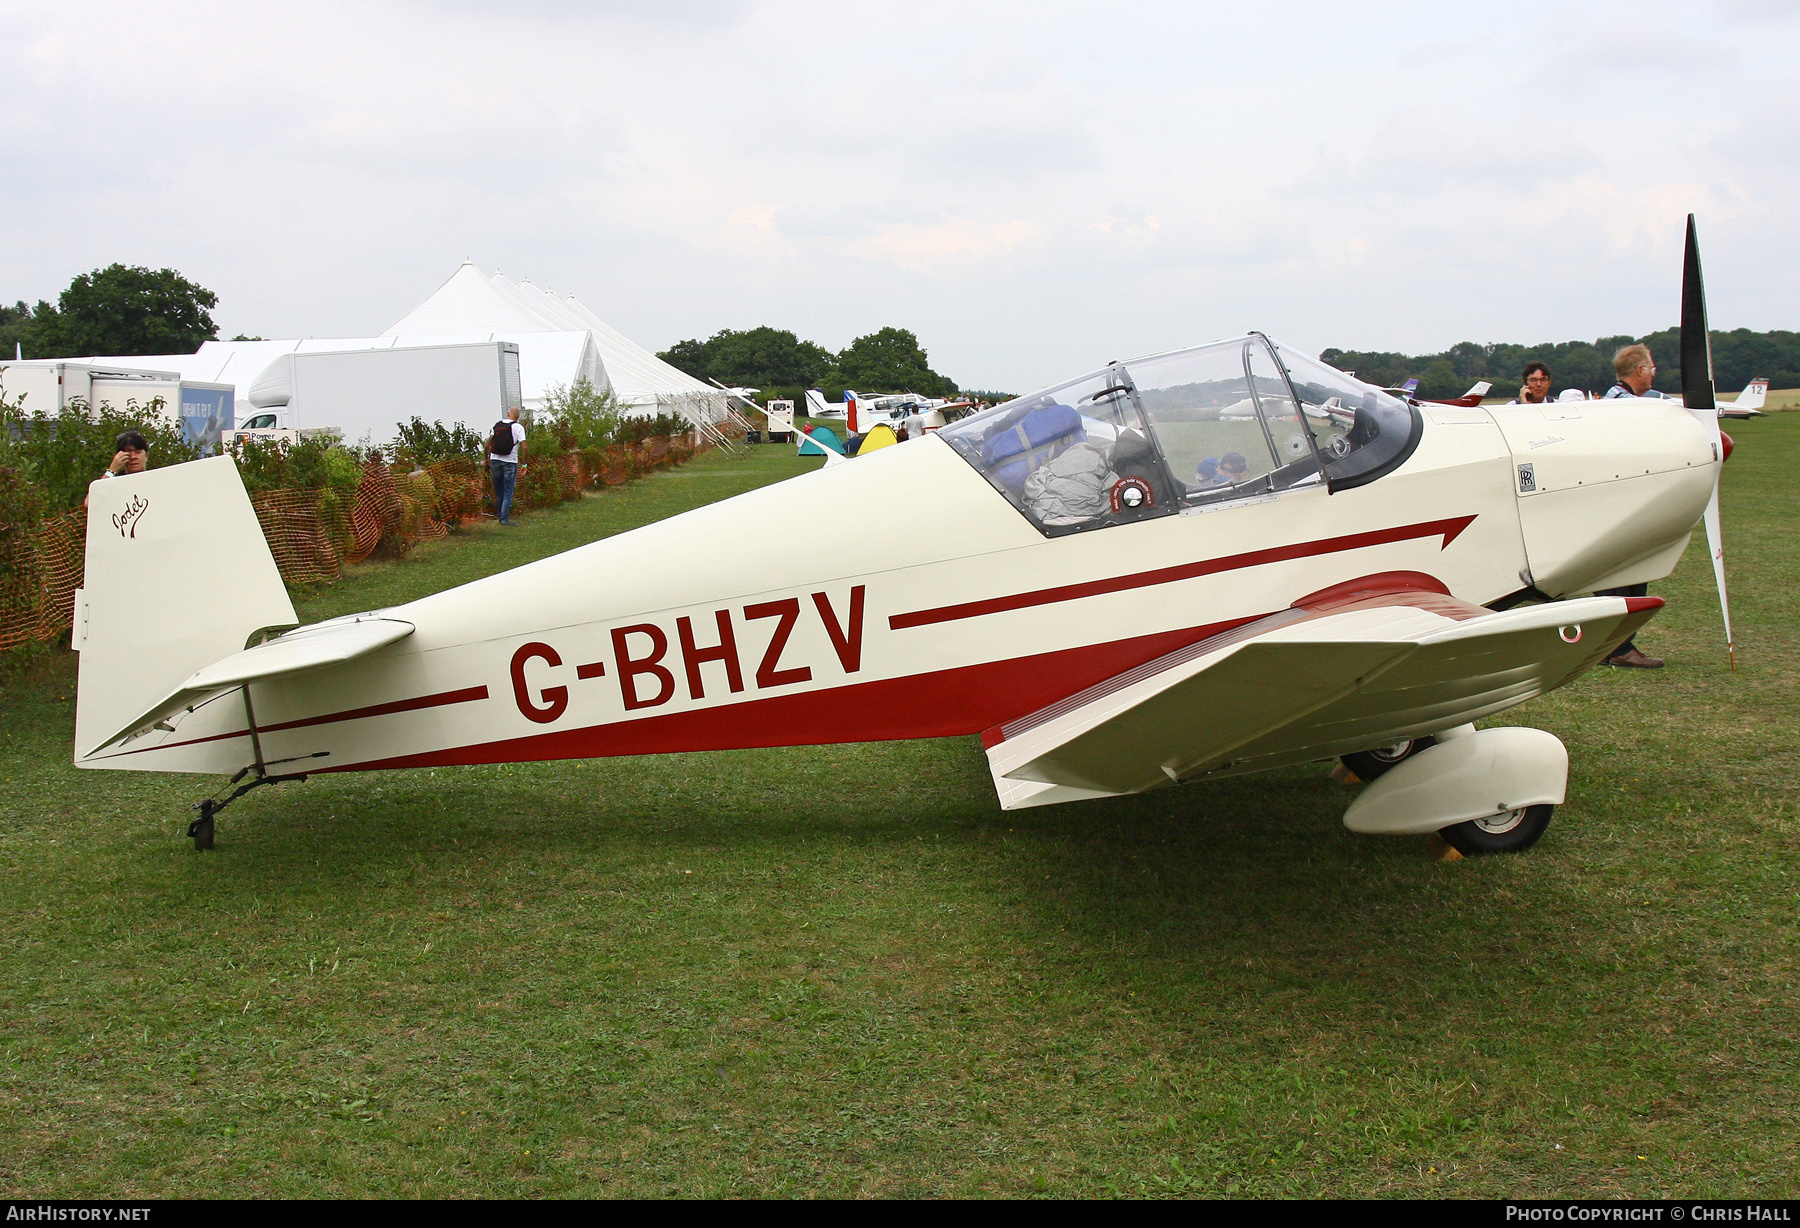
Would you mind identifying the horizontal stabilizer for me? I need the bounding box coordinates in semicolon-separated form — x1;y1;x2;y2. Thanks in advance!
87;615;415;757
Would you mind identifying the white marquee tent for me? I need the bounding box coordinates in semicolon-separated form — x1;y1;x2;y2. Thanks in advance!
67;262;729;429
382;264;731;425
74;333;601;418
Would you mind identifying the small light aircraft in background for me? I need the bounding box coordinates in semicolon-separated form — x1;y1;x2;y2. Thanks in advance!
74;217;1737;858
1378;377;1494;408
803;388;976;435
1712;378;1767;418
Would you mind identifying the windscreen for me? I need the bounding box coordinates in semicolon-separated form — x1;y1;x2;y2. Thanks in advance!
1125;337;1325;503
940;336;1422;533
1272;345;1422;489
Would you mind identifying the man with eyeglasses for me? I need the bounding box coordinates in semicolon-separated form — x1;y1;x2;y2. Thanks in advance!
1593;343;1670;668
1603;344;1670;400
1511;362;1554;404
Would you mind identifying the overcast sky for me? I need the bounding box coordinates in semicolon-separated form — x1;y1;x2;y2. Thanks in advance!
3;0;1795;391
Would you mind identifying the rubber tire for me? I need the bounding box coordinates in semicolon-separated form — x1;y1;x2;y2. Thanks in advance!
189;812;215;851
1440;803;1554;856
1341;736;1436;783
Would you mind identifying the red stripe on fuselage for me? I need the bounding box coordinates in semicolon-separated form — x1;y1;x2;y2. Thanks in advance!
96;684;491;759
327;618;1254;773
888;515;1477;630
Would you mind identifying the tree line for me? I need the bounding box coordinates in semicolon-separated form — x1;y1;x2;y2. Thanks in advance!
1322;328;1800;400
1;265;227;359
657;325;960;407
10;263;1792;406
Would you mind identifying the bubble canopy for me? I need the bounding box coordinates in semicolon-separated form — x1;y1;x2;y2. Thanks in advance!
938;334;1422;537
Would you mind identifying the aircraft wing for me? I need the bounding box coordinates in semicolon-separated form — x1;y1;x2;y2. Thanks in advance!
984;592;1658;810
87;615;415;757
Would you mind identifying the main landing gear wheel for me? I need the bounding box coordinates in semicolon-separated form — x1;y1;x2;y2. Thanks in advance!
1340;736;1436;783
1440;804;1555;856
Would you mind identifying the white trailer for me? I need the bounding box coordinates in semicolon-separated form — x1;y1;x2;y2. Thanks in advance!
0;361;235;448
244;341;522;446
763;398;796;443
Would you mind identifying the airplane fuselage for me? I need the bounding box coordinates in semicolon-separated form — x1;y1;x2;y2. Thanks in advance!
82;398;1714;784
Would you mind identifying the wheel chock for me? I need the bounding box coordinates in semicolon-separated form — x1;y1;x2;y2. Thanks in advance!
1424;833;1464;862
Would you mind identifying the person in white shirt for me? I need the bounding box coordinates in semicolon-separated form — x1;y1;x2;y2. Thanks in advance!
488;408;528;526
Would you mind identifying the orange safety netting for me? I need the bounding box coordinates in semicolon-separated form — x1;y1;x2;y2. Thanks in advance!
0;434;714;654
0;507;86;653
251;488;341;586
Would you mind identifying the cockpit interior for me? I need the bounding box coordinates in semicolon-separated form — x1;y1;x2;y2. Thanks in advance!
939;334;1423;537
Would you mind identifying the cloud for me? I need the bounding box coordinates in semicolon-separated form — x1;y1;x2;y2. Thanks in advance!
855;217;1046;270
727;203;777;231
0;0;1795;391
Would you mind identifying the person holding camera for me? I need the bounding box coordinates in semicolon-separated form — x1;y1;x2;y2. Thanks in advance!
84;429;149;508
98;430;149;479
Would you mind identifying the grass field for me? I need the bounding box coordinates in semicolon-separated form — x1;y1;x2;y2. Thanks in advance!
1;424;1795;1199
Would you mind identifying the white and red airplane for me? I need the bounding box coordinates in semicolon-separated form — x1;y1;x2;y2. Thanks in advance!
73;218;1736;855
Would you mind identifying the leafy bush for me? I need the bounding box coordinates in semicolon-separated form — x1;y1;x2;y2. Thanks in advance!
231;433;364;498
0;397;202;512
389;417;485;467
542;379;623;450
614;412;689;445
0;463;44;533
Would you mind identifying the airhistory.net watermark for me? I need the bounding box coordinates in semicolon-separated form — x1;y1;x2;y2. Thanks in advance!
5;1209;150;1222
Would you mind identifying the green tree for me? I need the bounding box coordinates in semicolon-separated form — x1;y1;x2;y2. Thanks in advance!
658;326;838;388
0;302;33;359
835;327;956;397
658;337;713;378
1416;358;1461;400
26;264;219;358
1322;327;1800;400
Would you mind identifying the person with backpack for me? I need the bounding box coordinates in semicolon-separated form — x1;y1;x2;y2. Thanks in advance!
489;407;527;525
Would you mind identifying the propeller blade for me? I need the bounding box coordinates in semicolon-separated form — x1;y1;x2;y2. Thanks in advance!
1682;214;1734;667
1703;483;1735;670
1681;212;1717;411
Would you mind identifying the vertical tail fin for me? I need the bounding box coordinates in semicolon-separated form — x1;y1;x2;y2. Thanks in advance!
75;456;296;761
1732;378;1768;411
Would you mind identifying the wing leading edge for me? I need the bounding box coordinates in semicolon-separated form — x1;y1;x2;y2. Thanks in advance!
985;591;1659;810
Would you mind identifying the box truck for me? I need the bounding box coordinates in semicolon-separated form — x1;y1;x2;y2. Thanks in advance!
240;341;522;447
0;361;234;449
